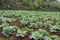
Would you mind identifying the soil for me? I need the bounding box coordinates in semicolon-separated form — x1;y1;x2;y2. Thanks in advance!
0;3;2;8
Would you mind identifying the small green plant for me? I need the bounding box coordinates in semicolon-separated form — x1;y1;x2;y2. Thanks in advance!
29;29;51;40
0;17;16;23
57;22;60;25
13;26;20;30
2;26;16;37
25;28;33;33
16;29;27;37
51;35;60;40
0;23;9;29
50;25;60;32
29;31;40;40
20;19;29;25
38;29;50;37
29;23;38;28
40;22;52;28
20;0;29;5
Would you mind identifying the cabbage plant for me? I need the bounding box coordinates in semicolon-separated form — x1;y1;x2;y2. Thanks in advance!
29;29;51;40
16;30;27;37
50;25;60;32
2;26;16;37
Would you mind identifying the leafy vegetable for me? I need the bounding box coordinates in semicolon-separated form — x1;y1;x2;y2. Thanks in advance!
0;17;16;23
29;31;40;40
51;35;60;40
25;28;33;33
16;30;27;37
2;26;16;37
50;25;60;32
0;23;9;29
29;29;51;40
29;23;38;28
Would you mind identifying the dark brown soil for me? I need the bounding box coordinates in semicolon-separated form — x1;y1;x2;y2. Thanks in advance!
0;3;2;8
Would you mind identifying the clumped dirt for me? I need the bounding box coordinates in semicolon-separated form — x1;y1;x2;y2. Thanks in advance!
13;32;30;40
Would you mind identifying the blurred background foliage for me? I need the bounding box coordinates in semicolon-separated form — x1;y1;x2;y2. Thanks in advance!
0;0;60;11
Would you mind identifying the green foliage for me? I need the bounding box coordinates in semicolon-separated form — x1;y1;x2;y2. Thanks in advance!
17;11;59;28
20;0;30;5
0;17;16;23
0;0;60;11
50;25;60;32
16;29;27;37
30;29;60;40
0;23;17;37
0;11;59;39
29;29;51;40
20;20;28;25
28;3;35;10
14;26;20;30
0;23;9;29
39;22;52;28
25;28;33;33
2;26;16;37
57;22;60;25
38;29;50;37
30;31;40;40
29;23;38;28
51;35;60;40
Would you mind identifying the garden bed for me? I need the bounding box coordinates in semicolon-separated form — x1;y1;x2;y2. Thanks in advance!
0;11;60;40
